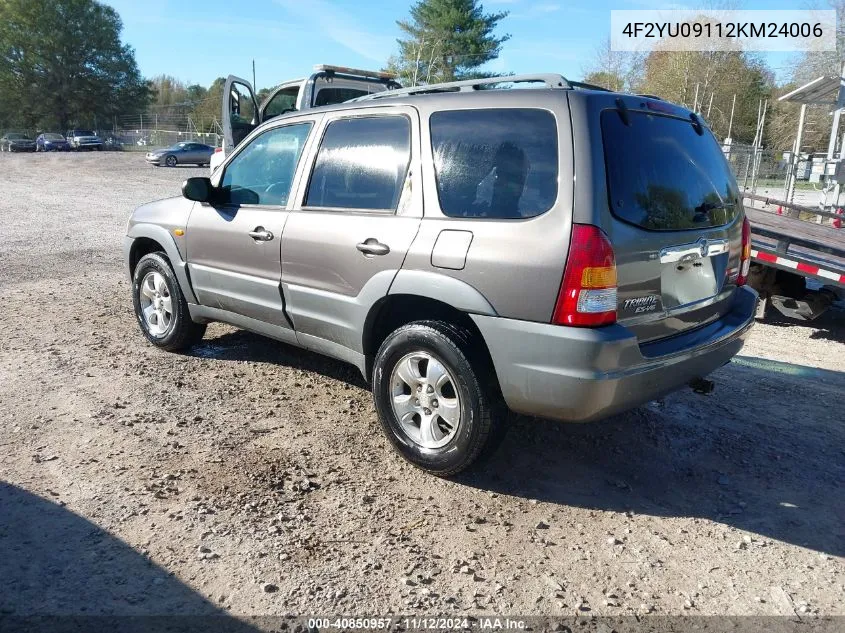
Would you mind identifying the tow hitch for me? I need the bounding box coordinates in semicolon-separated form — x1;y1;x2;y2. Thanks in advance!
689;377;715;395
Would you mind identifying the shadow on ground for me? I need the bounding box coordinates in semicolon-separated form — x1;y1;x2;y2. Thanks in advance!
190;329;845;558
760;303;845;343
462;356;845;557
0;482;259;630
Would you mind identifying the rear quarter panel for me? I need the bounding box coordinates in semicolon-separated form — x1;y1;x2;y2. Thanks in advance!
401;91;574;323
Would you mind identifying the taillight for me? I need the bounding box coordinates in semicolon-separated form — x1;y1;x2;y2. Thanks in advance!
736;217;751;286
214;147;223;153
552;224;617;327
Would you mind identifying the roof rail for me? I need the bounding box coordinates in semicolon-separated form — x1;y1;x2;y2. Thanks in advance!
351;73;571;102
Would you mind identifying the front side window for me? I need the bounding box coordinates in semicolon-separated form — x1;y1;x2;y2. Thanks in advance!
305;116;411;211
221;122;312;206
431;109;558;219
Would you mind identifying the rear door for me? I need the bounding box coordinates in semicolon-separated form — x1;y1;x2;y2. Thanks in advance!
222;75;259;153
577;94;744;343
281;106;422;357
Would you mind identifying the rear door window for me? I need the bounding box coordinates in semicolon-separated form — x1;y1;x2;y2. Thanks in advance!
304;116;411;211
601;110;740;230
430;109;558;219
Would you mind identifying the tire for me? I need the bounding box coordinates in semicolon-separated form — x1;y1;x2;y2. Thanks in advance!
372;320;505;476
165;154;177;167
132;252;206;351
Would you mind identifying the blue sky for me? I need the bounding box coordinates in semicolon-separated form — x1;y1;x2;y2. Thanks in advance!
103;0;801;90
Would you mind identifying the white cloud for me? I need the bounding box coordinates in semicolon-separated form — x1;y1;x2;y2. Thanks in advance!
273;0;396;64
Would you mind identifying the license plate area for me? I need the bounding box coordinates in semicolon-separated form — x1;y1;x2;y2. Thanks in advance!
659;238;728;309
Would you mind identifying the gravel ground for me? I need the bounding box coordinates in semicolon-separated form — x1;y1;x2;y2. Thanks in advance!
1;152;843;623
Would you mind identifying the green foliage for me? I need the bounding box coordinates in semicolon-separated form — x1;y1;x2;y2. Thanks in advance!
388;0;510;86
0;0;151;131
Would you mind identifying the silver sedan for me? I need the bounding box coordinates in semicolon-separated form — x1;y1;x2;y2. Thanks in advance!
145;142;215;167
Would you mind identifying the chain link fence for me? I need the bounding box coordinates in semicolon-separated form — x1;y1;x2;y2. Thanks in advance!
104;114;222;151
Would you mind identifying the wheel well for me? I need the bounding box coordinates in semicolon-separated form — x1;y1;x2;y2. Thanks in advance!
363;294;497;384
129;238;165;275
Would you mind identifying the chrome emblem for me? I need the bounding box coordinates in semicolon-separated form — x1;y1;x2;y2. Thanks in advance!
623;295;659;313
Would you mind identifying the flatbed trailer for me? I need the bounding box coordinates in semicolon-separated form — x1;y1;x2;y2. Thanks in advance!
742;193;845;320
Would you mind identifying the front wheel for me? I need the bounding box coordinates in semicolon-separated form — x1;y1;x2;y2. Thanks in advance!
132;252;206;351
372;321;505;476
165;155;177;167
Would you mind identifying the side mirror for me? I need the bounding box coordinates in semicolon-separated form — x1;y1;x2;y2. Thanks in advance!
182;177;214;203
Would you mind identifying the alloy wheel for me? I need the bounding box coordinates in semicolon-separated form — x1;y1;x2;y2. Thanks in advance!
138;271;173;336
389;351;461;449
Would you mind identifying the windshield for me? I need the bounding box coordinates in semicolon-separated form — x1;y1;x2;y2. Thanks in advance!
6;133;26;140
43;133;64;140
74;130;95;137
601;110;740;230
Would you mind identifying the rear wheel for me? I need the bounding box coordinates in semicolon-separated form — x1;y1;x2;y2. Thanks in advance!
372;321;504;476
132;252;206;351
165;155;177;167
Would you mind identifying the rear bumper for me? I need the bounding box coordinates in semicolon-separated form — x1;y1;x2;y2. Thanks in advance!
472;286;757;422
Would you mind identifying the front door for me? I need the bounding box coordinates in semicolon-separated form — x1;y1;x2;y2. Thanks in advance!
222;75;258;153
186;119;318;328
281;107;422;357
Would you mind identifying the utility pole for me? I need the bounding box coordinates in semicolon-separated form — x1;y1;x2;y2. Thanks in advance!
727;93;736;140
252;59;256;90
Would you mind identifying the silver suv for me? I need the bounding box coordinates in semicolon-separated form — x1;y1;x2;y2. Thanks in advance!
125;74;757;475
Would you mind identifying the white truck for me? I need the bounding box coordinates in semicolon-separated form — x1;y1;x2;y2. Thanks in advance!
211;64;400;172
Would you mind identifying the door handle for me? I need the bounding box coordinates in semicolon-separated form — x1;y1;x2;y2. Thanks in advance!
248;227;274;241
356;239;390;256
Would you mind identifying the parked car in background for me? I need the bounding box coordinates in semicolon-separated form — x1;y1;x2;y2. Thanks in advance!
125;73;757;475
35;133;70;151
66;129;103;151
0;132;36;152
146;142;215;167
210;64;401;172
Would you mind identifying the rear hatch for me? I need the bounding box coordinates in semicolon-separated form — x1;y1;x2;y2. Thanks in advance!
574;92;744;343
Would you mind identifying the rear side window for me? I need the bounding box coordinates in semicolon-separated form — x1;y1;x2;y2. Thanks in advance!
601;110;740;230
305;116;411;211
430;109;558;219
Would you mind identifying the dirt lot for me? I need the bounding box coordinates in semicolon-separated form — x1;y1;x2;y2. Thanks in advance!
1;152;843;624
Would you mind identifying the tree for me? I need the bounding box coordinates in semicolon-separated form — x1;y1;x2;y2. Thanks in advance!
582;39;644;93
0;0;150;131
765;0;845;151
388;0;510;86
639;49;772;144
190;77;226;131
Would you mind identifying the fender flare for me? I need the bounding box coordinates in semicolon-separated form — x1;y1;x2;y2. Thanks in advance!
388;269;497;316
125;223;198;304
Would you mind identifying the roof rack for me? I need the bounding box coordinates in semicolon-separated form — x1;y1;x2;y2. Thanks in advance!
351;73;572;102
568;81;611;92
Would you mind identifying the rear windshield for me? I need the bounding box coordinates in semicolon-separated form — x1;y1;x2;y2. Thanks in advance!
601;110;739;231
73;130;95;136
430;108;558;219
